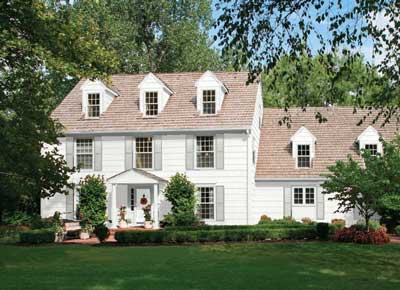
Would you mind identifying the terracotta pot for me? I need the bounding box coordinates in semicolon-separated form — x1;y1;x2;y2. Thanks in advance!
80;231;90;240
119;220;128;229
144;221;153;229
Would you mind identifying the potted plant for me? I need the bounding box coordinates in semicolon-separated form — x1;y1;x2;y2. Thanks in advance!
79;223;92;240
52;211;65;242
118;205;128;228
143;204;152;229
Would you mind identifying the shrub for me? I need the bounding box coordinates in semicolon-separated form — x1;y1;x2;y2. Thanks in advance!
301;217;314;225
316;223;330;239
93;224;109;242
333;226;390;244
19;229;55;244
0;225;29;244
164;223;311;231
78;175;107;227
1;211;52;229
329;219;346;234
258;215;272;224
395;225;400;237
115;226;317;244
355;220;381;231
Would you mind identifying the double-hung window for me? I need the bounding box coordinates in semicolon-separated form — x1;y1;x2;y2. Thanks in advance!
293;187;315;205
76;139;93;170
297;144;311;168
365;144;378;156
145;91;158;116
87;93;100;118
202;90;216;114
196;136;214;168
198;186;215;220
136;137;153;169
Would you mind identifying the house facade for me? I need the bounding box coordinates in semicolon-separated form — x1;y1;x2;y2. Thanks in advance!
41;71;398;228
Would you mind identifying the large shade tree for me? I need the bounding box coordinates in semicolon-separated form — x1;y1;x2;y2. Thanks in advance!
216;0;400;122
0;0;117;218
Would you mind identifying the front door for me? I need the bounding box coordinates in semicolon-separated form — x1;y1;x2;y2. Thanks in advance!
132;187;151;225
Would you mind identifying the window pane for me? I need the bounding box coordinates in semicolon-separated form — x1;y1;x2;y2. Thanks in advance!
365;144;378;156
145;92;158;116
202;90;216;114
88;93;100;117
196;136;214;168
76;139;93;169
136;137;153;168
198;187;215;219
293;187;303;204
297;144;311;168
305;188;315;204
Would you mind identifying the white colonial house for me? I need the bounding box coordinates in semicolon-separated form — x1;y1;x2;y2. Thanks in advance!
41;71;398;228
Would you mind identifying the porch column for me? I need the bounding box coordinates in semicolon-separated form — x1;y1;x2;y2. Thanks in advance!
111;183;117;228
153;183;159;229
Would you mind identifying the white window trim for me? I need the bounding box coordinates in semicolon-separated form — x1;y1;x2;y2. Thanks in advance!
200;89;217;116
295;143;312;169
194;136;216;169
74;138;94;171
197;184;216;221
292;186;316;207
84;91;103;119
363;143;379;156
135;137;154;170
143;90;160;117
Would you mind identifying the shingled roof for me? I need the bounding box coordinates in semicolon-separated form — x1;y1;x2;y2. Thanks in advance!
52;72;259;133
256;107;399;179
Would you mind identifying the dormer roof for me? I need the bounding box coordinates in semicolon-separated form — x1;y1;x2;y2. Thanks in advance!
138;73;173;95
290;126;316;143
81;79;119;97
195;70;228;93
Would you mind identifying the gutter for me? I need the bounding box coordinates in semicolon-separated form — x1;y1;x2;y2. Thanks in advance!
255;177;326;182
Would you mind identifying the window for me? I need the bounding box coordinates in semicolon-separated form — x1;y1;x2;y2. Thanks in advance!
136;137;153;169
87;93;100;118
76;139;93;169
202;90;216;114
196;136;214;168
365;144;378;156
130;188;135;211
198;187;215;220
293;187;315;205
297;144;311;168
145;91;158;116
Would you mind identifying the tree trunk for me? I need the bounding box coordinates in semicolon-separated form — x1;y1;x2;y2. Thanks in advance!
365;215;370;232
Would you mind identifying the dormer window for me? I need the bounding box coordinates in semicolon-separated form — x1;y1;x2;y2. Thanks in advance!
87;93;100;118
297;144;311;168
195;71;228;115
290;126;316;169
145;91;158;116
202;90;216;114
357;126;382;155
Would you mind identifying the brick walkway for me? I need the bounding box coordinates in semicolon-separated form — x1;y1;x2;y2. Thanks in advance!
389;235;400;244
62;227;157;245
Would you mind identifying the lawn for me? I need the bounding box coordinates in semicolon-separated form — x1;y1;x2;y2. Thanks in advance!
0;242;399;290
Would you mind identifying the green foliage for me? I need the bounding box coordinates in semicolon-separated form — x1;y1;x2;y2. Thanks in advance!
163;173;199;226
164;223;313;231
316;223;330;239
395;225;400;237
78;175;107;227
1;211;52;229
143;205;152;222
258;215;272;224
93;224;109;242
355;220;381;232
19;229;55;244
115;226;317;244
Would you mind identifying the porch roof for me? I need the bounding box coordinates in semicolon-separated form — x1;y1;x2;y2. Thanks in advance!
107;168;167;184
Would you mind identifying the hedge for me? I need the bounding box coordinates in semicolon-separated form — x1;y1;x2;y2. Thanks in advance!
164;223;311;231
19;229;55;244
115;227;317;244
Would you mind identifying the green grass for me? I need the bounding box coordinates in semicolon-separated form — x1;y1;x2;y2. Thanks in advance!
0;242;399;290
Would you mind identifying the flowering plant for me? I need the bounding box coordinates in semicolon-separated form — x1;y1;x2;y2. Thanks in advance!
119;205;127;222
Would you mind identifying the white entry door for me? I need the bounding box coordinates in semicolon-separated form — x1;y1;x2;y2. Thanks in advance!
135;188;151;224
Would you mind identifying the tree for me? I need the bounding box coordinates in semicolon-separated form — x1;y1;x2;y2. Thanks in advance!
163;173;198;226
78;175;108;227
322;137;400;230
216;0;400;121
263;54;387;108
0;0;118;218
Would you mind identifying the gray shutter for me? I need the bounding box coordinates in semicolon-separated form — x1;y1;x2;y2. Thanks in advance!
153;135;162;170
316;186;325;220
124;136;133;170
65;137;74;168
185;135;195;170
215;134;224;169
65;187;74;220
94;136;102;171
216;185;225;221
116;184;128;209
283;187;292;217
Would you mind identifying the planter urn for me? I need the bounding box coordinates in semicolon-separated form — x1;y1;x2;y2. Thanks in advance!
144;221;153;229
119;220;128;229
80;231;90;240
